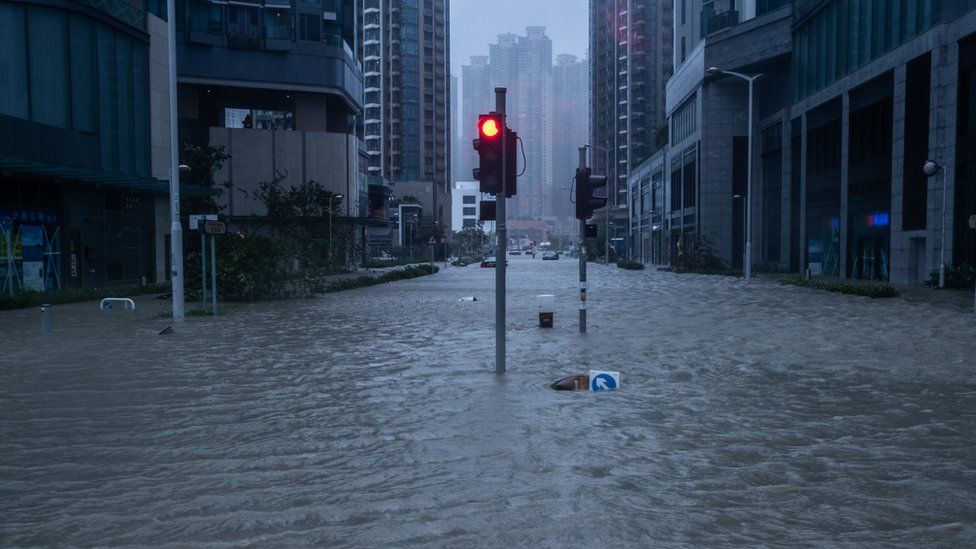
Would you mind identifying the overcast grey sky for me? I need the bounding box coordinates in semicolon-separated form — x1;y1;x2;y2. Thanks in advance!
450;0;589;76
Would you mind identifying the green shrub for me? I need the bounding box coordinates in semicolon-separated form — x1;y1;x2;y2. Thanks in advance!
925;262;975;289
322;264;438;293
0;283;170;311
452;255;482;267
781;278;900;298
616;259;645;270
365;257;425;268
675;236;728;274
215;233;287;302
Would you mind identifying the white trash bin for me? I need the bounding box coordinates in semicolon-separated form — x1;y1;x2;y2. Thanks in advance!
537;294;555;328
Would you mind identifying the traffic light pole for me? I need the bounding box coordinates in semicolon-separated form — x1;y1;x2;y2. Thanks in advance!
578;146;587;334
495;88;507;375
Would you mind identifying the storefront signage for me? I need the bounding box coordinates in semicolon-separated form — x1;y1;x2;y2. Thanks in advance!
0;208;59;225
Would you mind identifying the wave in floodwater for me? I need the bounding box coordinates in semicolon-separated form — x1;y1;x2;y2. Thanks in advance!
1;258;975;546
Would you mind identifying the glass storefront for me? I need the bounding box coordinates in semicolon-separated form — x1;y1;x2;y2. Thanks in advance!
848;212;890;280
847;77;893;280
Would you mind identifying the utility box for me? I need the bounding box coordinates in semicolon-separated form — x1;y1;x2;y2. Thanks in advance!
537;294;554;328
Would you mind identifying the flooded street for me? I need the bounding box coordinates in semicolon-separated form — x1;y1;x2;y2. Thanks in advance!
2;257;975;546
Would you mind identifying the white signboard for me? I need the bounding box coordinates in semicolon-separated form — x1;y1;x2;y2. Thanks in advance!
189;214;218;230
589;370;620;391
23;261;44;292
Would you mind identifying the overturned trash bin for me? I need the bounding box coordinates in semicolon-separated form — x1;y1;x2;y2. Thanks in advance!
550;374;589;391
537;294;554;328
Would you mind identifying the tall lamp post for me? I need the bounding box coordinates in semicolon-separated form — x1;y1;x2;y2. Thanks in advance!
584;144;612;264
167;0;185;321
328;194;343;265
708;67;762;283
733;194;746;270
923;160;948;288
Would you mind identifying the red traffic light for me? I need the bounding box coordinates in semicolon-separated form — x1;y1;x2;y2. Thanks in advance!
479;115;501;139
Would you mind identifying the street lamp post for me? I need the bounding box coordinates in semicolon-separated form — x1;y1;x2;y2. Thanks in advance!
733;194;746;271
328;194;343;265
167;0;184;322
923;160;947;288
708;67;762;283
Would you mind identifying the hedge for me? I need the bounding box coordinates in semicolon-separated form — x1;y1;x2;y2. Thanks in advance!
780;278;900;298
0;283;171;311
322;264;438;293
616;260;645;270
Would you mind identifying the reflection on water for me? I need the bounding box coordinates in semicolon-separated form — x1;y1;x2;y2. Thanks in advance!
2;259;975;546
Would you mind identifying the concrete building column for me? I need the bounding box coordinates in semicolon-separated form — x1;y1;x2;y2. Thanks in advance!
779;111;792;267
927;41;961;274
798;112;807;270
147;14;172;285
889;64;910;284
839;92;850;279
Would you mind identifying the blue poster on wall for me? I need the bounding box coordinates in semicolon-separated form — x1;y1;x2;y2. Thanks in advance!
808;239;824;276
21;225;45;291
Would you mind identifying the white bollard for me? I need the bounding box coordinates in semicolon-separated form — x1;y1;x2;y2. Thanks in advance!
40;304;52;334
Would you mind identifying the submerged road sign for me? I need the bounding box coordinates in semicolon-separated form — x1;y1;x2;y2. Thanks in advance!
589;370;620;391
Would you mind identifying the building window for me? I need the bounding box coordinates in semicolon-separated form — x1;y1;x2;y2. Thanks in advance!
224;108;294;130
903;53;931;231
671;94;697;144
300;13;321;42
462;195;476;204
682;157;696;208
670;166;682;211
463;207;476;216
761;123;783;262
462;219;476;228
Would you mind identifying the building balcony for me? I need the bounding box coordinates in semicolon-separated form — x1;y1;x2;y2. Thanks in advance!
263;25;294;52
186;17;223;47
179;34;364;113
702;1;739;36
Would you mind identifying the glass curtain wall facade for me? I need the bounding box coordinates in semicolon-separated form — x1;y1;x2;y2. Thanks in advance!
0;3;150;178
956;35;976;268
395;1;421;181
367;0;450;224
0;1;159;290
591;0;673;255
794;0;941;100
847;76;893;281
761;123;783;264
804;100;842;277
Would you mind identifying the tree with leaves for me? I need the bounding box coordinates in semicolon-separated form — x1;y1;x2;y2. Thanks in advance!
179;142;230;218
251;172;346;271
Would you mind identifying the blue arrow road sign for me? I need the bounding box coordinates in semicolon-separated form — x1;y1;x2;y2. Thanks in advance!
591;373;618;391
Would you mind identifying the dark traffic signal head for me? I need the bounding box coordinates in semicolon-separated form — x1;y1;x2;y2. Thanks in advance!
504;129;517;198
575;167;608;220
473;113;503;195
